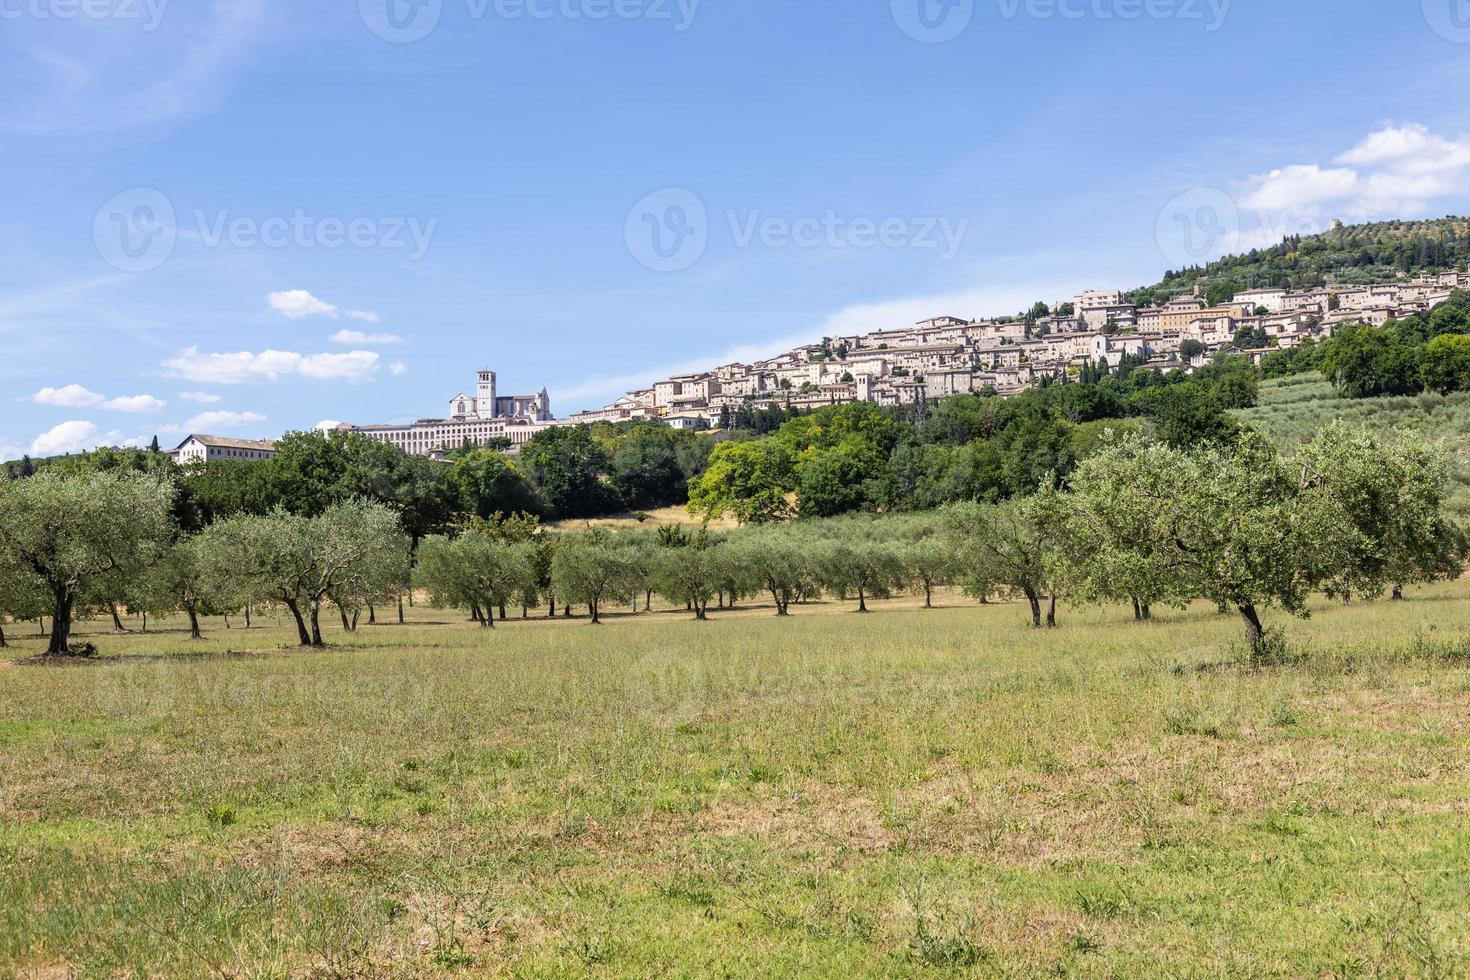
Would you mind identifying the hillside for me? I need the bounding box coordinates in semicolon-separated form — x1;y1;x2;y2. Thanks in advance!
1132;216;1470;307
1234;372;1470;516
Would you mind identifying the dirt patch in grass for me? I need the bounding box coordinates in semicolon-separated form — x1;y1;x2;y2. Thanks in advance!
697;790;893;855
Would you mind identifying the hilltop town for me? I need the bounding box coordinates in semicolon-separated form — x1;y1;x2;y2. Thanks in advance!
337;264;1470;458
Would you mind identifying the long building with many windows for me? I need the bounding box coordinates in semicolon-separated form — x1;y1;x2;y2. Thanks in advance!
340;369;561;456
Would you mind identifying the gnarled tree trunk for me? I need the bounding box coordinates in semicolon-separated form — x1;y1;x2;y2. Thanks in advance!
47;589;75;656
283;598;312;647
309;600;325;648
1238;603;1266;664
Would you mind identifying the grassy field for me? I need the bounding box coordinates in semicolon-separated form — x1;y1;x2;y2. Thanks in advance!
1236;373;1470;517
3;587;1470;977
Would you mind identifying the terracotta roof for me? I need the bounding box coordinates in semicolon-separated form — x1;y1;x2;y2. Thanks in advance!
172;434;277;452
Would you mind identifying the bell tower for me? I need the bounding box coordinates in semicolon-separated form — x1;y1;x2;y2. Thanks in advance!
476;370;497;418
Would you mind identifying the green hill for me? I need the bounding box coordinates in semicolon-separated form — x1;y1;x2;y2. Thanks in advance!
1132;216;1470;307
1234;372;1470;517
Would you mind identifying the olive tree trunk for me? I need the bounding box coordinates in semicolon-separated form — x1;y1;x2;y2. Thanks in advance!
283;598;312;647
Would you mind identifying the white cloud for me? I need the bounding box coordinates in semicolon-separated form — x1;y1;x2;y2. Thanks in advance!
102;394;166;413
29;420;122;456
33;384;105;408
298;351;381;381
32;385;166;412
163;347;380;384
1240;165;1359;212
267;289;339;320
163;346;305;383
331;328;403;345
179;391;222;403
314;419;343;431
389;361;408;376
1236;122;1470;225
1335;123;1470;175
266;291;382;327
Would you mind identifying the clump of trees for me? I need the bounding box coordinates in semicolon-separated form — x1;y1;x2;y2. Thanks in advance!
195;500;409;647
0;471;176;655
1054;427;1466;660
688;363;1259;527
1264;290;1470;398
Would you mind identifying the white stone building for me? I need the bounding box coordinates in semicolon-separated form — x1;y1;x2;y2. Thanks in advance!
169;434;277;466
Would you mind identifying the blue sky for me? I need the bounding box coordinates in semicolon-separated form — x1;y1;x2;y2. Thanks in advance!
4;0;1470;458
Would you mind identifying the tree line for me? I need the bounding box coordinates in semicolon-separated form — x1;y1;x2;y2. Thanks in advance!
1131;218;1470;308
687;358;1259;524
2;418;1462;664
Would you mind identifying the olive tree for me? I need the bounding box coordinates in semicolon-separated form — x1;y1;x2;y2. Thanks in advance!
130;536;216;639
944;494;1066;628
1059;434;1202;621
200;499;408;647
416;534;536;628
0;553;50;648
0;471;175;655
898;522;960;609
724;529;816;616
814;525;906;613
199;511;316;646
551;532;640;624
1295;421;1469;602
650;531;726;620
1072;432;1357;662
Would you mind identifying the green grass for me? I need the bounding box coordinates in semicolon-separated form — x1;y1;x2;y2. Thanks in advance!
3;588;1470;976
1238;372;1470;516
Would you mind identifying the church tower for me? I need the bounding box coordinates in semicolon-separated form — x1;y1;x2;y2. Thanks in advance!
476;370;497;418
